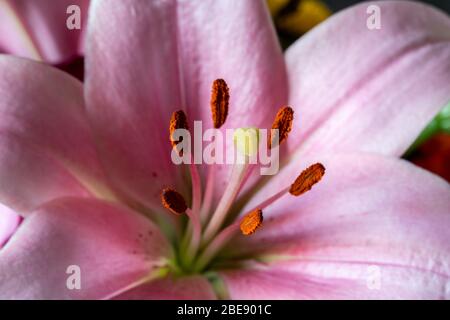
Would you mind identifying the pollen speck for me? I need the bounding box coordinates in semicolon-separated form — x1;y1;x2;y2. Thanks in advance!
289;163;325;196
240;209;263;235
161;188;187;215
210;79;229;129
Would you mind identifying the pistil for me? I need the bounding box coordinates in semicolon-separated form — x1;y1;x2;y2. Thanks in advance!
202;161;250;244
202;127;260;244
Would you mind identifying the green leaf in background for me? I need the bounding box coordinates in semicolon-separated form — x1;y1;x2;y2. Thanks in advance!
405;102;450;156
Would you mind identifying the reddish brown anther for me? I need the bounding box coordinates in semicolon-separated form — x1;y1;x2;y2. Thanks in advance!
210;79;229;129
161;188;188;215
289;163;325;196
269;106;294;149
169;110;189;156
240;209;263;236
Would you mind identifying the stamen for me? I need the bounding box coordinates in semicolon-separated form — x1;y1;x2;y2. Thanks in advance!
200;170;215;223
161;186;202;268
210;79;229;129
242;163;326;215
168;109;202;224
200;79;230;222
180;208;202;267
194;209;264;272
269;106;294;149
161;188;187;215
169;110;189;155
168;111;202;264
289;163;325;196
240;209;263;235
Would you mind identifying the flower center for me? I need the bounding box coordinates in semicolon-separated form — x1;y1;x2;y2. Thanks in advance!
162;79;325;274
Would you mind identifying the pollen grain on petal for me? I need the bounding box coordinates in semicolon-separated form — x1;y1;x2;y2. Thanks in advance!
169;110;189;155
289;163;325;196
240;209;263;236
269;106;294;149
210;79;229;129
161;188;188;215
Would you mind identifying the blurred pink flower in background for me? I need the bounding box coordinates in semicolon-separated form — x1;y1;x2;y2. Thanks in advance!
0;0;89;64
0;0;449;299
0;0;89;247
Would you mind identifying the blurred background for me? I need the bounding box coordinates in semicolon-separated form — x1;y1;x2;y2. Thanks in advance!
268;0;450;182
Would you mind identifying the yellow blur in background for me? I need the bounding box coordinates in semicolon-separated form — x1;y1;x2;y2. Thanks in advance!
268;0;331;35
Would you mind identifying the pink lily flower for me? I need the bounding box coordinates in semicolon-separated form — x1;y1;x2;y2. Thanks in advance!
1;0;450;299
0;0;89;64
0;0;90;246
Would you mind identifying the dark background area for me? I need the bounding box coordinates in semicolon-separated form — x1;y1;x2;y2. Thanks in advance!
274;0;450;49
324;0;450;13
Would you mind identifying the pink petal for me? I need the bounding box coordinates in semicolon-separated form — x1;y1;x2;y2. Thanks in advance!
0;55;109;214
85;0;186;210
223;154;450;299
112;275;216;300
85;0;287;209
220;261;450;299
0;0;89;64
0;203;20;247
0;197;171;299
285;1;450;158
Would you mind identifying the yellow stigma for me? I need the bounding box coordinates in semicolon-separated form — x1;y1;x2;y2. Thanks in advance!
233;127;260;157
